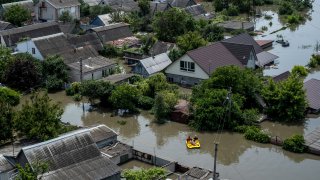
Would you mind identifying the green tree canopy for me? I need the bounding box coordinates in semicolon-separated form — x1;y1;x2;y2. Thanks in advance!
80;80;115;105
176;31;207;54
4;4;31;27
202;24;225;42
109;83;141;112
3;54;42;91
291;65;308;77
0;102;14;142
14;91;63;141
0;46;14;81
59;11;73;23
89;5;112;19
138;0;150;16
262;75;307;121
16;161;48;180
153;90;178;123
152;8;196;42
0;87;20;106
122;167;166;180
42;55;68;91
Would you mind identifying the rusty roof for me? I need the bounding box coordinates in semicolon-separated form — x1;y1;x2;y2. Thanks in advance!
304;78;320;110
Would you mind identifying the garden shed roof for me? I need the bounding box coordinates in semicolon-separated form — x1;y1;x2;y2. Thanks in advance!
89;23;133;43
67;56;116;73
140;53;172;75
304;78;320;110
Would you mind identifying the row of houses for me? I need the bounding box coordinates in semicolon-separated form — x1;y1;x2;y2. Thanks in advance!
0;124;216;180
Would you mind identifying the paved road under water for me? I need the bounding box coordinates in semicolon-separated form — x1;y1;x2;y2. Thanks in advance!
42;91;320;180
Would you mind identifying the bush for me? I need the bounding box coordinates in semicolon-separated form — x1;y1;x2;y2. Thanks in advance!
244;126;270;143
287;14;304;24
72;94;82;101
227;5;239;16
100;44;122;57
65;82;81;96
261;26;268;31
307;55;320;68
283;134;306;153
137;96;154;110
0;87;20;106
230;29;247;35
291;65;308;77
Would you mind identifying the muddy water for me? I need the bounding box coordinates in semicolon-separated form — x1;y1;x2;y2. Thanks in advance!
29;91;320;180
254;0;320;81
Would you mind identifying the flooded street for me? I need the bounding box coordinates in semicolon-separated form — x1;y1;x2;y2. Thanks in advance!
41;91;320;180
254;0;320;81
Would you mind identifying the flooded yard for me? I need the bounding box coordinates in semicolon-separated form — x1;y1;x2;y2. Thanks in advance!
39;91;320;180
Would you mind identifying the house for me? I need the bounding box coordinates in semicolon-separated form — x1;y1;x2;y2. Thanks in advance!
150;1;172;15
90;14;113;26
0;21;61;47
67;33;104;52
0;21;15;31
102;73;135;84
170;0;196;8
0;154;15;180
165;33;278;86
218;21;255;32
35;0;80;21
133;53;172;77
87;23;133;44
15;126;121;180
67;56;117;82
272;71;291;82
103;0;139;12
1;0;35;20
184;4;213;20
304;78;320;113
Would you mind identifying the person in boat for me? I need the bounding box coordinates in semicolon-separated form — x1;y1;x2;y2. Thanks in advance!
187;136;192;142
193;135;198;142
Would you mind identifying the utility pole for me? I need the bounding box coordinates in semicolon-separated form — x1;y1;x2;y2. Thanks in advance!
213;143;218;180
80;57;83;83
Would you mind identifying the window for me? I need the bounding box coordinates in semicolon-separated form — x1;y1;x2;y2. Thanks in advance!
32;48;35;54
180;61;195;72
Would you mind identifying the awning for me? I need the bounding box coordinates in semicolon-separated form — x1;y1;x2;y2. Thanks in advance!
256;51;279;67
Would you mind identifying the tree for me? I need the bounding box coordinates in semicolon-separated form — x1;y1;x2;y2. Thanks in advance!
89;5;112;19
0;46;14;82
176;31;207;54
0;87;20;106
202;24;225;42
3;54;42;91
152;8;195;42
15;161;48;180
42;55;68;91
109;84;141;112
80;80;114;105
4;4;31;27
291;65;308;77
153;90;178;123
262;75;307;121
0;102;14;142
191;89;245;131
14;91;63;141
123;167;166;180
59;11;73;23
138;0;150;16
168;48;183;61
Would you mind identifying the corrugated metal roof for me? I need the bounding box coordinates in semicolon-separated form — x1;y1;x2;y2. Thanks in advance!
88;125;118;143
0;22;61;46
0;154;14;173
102;73;135;84
46;0;80;8
150;2;171;15
67;33;103;51
0;21;14;31
304;78;320;110
67;56;116;73
140;53;172;75
107;0;139;12
222;33;263;54
82;0;100;6
184;4;206;16
2;0;34;12
91;23;133;43
171;0;196;8
180;167;213;180
256;51;279;67
100;142;132;157
96;14;112;25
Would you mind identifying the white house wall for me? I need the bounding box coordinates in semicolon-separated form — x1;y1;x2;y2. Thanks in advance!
15;40;44;60
246;50;256;69
165;54;209;79
37;1;57;20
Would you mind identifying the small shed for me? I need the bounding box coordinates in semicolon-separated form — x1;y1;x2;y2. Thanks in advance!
102;73;135;84
132;53;172;77
90;14;113;26
100;142;133;165
0;154;15;180
170;99;190;124
304;78;320;113
255;40;274;49
272;71;291;83
89;124;118;148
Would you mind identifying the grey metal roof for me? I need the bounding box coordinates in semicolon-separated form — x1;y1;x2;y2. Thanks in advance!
256;51;279;67
46;0;80;8
18;127;120;179
170;0;196;8
40;155;120;180
88;125;118;143
222;33;263;54
1;0;34;12
0;22;61;46
304;78;320;110
106;0;139;12
102;73;135;84
184;4;206;16
67;56;116;73
90;23;133;43
221;41;254;65
0;154;14;173
151;41;174;56
272;71;291;82
218;21;254;31
150;2;172;15
96;14;112;25
82;0;100;6
180;167;214;180
140;53;172;75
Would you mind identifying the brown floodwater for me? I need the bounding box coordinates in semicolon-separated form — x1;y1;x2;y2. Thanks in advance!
21;91;319;180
